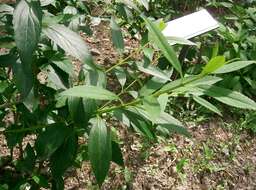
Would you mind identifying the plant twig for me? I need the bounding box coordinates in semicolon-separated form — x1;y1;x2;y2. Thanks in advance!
105;43;149;73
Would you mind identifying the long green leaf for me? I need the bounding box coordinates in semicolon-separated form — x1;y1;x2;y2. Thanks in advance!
13;0;42;64
13;0;41;98
143;16;182;75
193;96;222;116
198;85;256;110
137;62;171;81
115;67;126;88
12;60;33;98
213;61;256;74
43;24;93;65
159;76;222;95
88;117;111;186
60;85;118;100
110;17;124;53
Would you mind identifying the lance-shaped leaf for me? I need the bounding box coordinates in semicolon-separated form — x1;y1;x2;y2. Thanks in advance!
213;61;256;74
43;24;93;65
13;0;42;64
159;75;222;95
193;96;222;116
198;85;256;110
60;85;118;100
137;62;171;81
110;17;124;53
88;118;112;186
143;16;182;76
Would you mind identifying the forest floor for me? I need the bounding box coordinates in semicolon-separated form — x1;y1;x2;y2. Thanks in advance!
1;22;256;190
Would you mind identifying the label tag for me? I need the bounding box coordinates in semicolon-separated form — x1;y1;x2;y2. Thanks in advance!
162;9;219;40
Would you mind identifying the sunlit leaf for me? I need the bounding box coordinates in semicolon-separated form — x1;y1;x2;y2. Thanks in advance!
137;62;171;81
143;16;182;75
43;24;93;65
213;61;256;74
201;56;226;75
0;4;14;15
60;85;118;100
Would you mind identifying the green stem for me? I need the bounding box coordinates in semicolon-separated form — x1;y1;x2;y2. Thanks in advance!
97;74;205;115
97;99;141;114
153;74;202;97
1;125;47;134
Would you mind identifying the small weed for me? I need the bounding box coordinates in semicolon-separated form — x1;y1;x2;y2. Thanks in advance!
176;158;189;181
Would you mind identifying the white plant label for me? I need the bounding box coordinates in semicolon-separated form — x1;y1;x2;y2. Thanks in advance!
162;9;219;40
